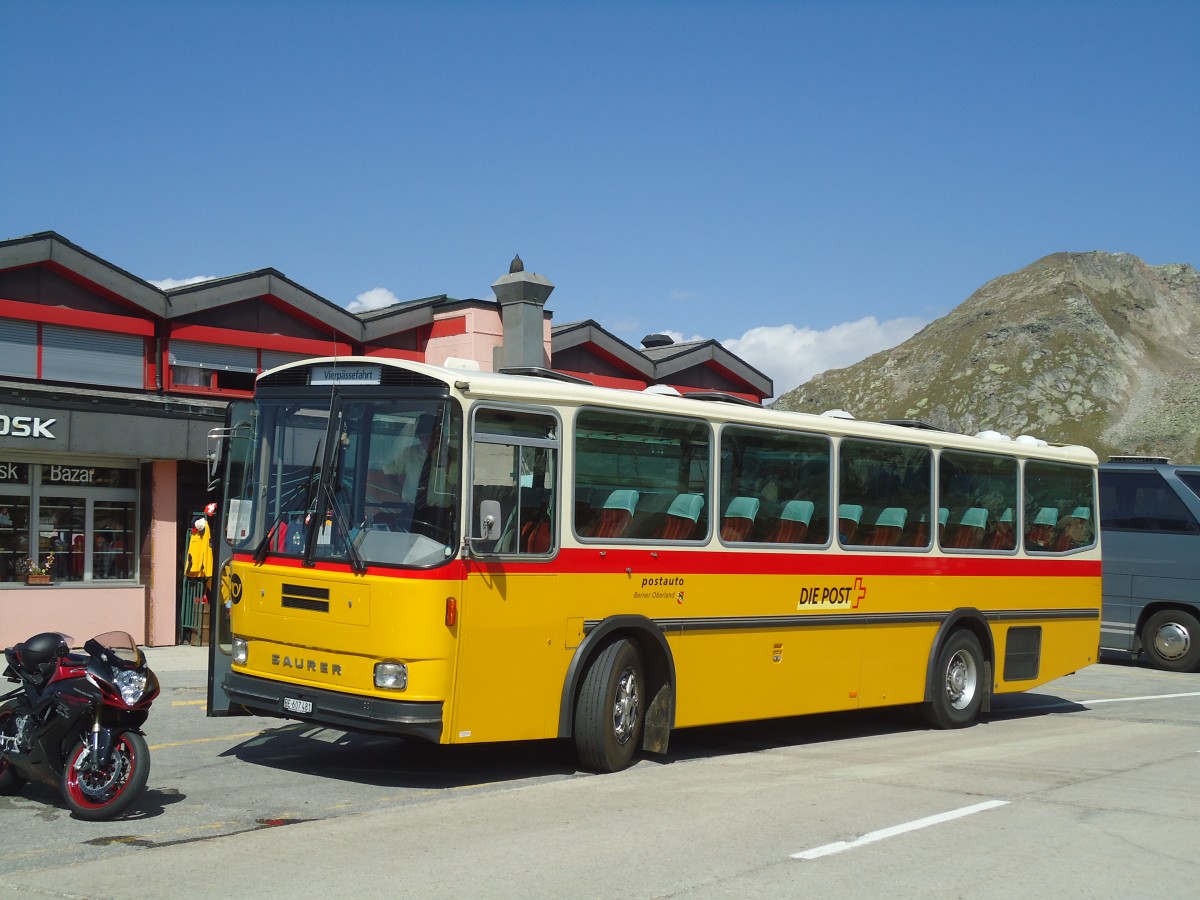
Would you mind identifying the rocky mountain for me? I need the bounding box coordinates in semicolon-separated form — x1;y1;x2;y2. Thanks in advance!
773;252;1200;464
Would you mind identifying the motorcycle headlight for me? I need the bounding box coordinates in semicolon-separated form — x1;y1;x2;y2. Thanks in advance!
115;669;148;705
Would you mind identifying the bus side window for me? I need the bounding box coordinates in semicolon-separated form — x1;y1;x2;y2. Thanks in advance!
839;438;931;549
471;408;560;557
718;424;830;547
1023;461;1096;554
575;409;711;542
939;450;1017;554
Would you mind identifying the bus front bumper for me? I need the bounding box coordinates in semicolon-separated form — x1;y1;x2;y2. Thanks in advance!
223;670;444;743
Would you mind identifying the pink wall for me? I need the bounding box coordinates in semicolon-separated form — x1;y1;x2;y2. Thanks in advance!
146;460;178;646
425;307;552;370
0;587;147;649
0;460;182;650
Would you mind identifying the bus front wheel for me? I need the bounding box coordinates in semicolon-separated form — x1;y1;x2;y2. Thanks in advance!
574;639;643;773
1141;609;1200;672
922;630;984;729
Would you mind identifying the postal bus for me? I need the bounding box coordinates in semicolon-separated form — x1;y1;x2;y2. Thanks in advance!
211;357;1101;772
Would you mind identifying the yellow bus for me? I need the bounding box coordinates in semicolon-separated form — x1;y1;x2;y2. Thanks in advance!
213;357;1101;772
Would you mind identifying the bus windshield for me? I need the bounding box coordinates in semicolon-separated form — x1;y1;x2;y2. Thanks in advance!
228;396;462;568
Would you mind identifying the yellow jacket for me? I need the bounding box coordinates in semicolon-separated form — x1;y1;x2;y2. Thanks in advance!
186;525;213;580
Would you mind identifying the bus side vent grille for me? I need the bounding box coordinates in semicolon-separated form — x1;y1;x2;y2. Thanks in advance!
1003;626;1042;681
281;583;330;613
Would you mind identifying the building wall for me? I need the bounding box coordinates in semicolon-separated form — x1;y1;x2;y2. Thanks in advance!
0;232;769;647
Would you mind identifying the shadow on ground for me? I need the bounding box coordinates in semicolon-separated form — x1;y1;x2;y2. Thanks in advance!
219;687;1087;788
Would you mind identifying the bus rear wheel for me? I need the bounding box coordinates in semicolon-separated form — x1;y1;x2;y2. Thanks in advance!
922;630;984;729
1141;609;1200;672
574;639;643;773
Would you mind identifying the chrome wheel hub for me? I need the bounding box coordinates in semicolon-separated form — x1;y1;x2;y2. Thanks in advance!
945;650;978;710
612;667;640;745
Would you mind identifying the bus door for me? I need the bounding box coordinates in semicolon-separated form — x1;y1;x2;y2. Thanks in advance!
453;406;561;743
207;400;256;716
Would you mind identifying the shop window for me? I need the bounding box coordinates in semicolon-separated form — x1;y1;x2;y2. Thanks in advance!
94;501;135;579
0;463;139;585
0;495;32;582
40;496;84;582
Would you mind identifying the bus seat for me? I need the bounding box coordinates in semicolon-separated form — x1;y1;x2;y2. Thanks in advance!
867;507;907;546
720;496;760;542
948;507;988;549
986;508;1016;550
593;489;639;538
837;504;863;544
1052;506;1092;552
768;499;815;543
656;493;704;540
1026;507;1058;550
520;508;552;553
911;507;948;547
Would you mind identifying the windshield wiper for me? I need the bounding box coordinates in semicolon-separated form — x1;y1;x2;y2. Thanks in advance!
324;482;367;574
253;443;322;564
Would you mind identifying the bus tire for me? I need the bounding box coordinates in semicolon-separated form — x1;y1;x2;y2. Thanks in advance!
574;639;643;773
1141;609;1200;672
922;629;984;729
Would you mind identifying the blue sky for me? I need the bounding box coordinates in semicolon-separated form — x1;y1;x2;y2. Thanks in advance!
2;1;1197;396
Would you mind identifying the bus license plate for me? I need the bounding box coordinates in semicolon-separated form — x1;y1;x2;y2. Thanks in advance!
283;697;313;715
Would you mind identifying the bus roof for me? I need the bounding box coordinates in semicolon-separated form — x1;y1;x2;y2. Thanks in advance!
259;356;1100;466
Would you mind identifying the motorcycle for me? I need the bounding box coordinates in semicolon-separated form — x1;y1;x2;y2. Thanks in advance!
0;630;159;821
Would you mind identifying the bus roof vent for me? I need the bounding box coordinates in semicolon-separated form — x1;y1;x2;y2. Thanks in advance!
881;419;950;432
643;384;682;396
820;409;855;419
975;430;1012;442
682;391;760;407
1015;434;1049;447
498;366;593;385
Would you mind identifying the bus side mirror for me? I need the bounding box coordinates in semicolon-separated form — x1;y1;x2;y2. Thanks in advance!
477;500;501;541
206;434;224;491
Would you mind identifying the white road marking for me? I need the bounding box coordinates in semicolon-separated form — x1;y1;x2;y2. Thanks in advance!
1082;691;1200;705
792;800;1009;860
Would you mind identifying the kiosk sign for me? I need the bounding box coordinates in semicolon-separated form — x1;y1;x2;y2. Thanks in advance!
0;415;55;439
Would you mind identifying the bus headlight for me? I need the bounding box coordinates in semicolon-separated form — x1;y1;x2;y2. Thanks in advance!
374;662;408;690
232;638;248;665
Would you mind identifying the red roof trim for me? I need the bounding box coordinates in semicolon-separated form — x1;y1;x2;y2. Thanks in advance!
169;323;352;355
0;297;155;336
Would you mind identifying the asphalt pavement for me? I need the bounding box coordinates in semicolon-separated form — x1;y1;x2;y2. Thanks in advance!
3;650;1199;899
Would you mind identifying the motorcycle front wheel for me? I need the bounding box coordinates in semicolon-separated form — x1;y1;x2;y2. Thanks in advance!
61;731;150;821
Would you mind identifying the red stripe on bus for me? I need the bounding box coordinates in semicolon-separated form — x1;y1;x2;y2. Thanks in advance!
233;549;1099;580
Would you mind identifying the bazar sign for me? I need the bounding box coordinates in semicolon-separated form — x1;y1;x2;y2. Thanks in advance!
0;415;56;439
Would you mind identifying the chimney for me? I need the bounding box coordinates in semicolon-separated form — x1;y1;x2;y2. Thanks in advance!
491;254;554;369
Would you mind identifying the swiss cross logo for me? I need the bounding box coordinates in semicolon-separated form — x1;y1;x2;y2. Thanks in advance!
853;577;867;608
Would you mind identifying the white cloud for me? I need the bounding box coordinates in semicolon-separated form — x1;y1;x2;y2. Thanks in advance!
723;315;928;398
347;287;402;313
659;329;707;344
149;276;219;290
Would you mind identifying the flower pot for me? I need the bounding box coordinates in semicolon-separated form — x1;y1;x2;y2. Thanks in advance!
24;573;52;585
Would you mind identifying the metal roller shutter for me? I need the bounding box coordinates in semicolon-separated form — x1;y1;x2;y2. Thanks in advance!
260;350;312;371
41;325;145;388
169;339;258;372
0;319;37;378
